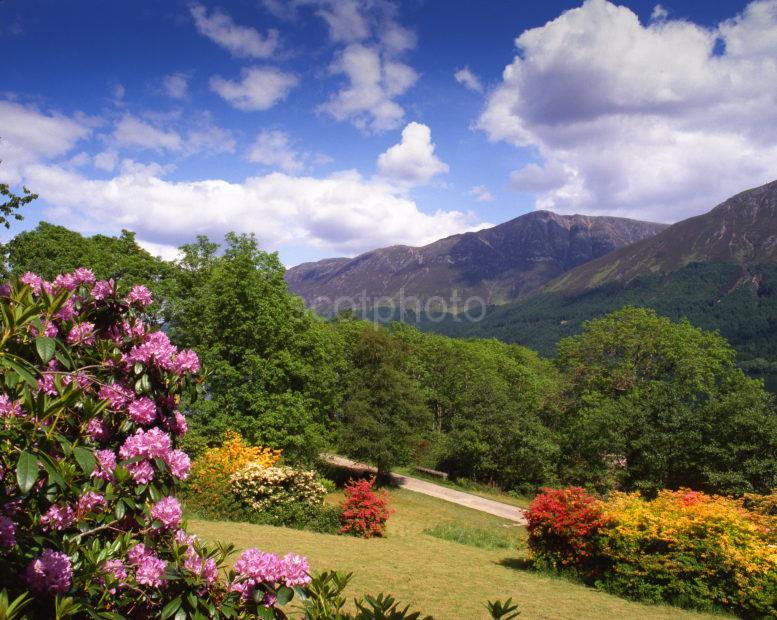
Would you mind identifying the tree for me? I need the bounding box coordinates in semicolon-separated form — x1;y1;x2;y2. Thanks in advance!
0;180;36;229
556;307;777;495
337;325;430;478
166;233;343;462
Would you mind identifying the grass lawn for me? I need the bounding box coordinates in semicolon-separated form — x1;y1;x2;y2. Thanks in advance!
393;466;533;508
189;489;725;620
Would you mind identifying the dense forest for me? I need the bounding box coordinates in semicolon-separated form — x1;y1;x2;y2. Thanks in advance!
5;222;777;497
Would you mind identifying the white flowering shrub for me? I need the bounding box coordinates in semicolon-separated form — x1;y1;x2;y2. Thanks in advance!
231;464;327;512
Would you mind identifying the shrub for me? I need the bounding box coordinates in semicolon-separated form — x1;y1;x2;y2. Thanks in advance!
252;502;342;534
231;463;327;512
598;489;777;616
526;487;609;573
184;431;281;518
0;270;317;617
339;478;392;538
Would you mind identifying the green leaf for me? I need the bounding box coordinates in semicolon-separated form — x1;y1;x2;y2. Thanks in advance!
35;336;56;364
38;453;67;490
160;596;182;620
73;446;96;475
16;451;38;494
275;585;294;606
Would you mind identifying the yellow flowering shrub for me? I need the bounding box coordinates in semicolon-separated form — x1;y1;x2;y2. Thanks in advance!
598;489;777;616
183;431;281;518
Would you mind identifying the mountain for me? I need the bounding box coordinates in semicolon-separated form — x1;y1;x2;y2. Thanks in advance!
286;211;667;313
425;179;777;389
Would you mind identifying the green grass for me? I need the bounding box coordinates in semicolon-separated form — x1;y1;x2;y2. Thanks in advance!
189;489;727;619
423;521;517;549
393;466;533;508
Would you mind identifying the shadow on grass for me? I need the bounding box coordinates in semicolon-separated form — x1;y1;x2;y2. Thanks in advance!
497;557;535;571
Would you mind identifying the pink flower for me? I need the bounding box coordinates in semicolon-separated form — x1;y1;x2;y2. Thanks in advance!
119;428;172;460
150;497;182;529
76;492;106;519
128;397;157;426
37;372;59;396
234;548;284;583
100;558;127;594
87;418;111;443
127;460;155;484
0;394;22;418
124;285;153;307
55;298;78;321
53;273;77;292
67;322;96;346
91;279;115;301
122;318;146;339
135;554;167;587
99;383;134;410
125;332;177;371
40;505;75;532
164;449;191;480
92;449;117;481
172;411;188;437
0;516;16;547
282;553;311;586
72;267;96;286
202;558;218;585
26;550;72;593
127;543;151;565
19;272;45;295
172;349;200;375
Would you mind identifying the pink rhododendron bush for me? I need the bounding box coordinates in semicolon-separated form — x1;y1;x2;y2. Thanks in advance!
0;270;312;618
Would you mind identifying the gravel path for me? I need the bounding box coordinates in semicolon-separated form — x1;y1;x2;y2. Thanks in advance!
323;455;527;524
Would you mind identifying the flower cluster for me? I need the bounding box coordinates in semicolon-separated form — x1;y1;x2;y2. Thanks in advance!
0;269;311;618
339;478;392;538
527;487;777;616
230;548;311;601
230;464;327;512
185;431;281;518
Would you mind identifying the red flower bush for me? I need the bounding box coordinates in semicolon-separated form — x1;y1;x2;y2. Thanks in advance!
339;478;392;538
526;487;610;571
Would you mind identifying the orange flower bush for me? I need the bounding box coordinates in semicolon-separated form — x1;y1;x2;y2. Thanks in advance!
184;431;281;518
528;487;777;616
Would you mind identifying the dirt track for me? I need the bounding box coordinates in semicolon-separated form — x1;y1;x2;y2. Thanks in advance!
322;454;528;524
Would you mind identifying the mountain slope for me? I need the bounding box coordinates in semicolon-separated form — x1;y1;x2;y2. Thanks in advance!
546;179;777;295
286;211;667;313
424;180;777;388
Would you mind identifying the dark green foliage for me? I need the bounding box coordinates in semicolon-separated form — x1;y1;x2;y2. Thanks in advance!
336;323;430;477
554;307;777;495
167;233;344;463
3;222;175;300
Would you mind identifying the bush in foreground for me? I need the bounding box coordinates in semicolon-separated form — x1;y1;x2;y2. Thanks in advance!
0;270;312;617
527;487;777;616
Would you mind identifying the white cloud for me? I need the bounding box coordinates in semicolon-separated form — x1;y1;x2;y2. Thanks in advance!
111;84;125;100
22;164;486;257
93;150;118;172
210;67;298;111
316;0;370;43
478;0;777;222
190;3;279;58
247;130;306;173
135;238;183;262
113;115;182;151
320;44;417;131
454;67;483;93
651;5;668;21
163;73;189;99
185;116;236;155
469;185;494;202
0;100;91;182
376;122;448;186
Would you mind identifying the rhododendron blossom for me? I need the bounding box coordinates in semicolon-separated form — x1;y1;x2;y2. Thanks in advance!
26;550;73;594
40;505;76;532
150;497;183;529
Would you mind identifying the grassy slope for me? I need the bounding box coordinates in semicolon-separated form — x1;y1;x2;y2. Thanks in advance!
189;489;724;620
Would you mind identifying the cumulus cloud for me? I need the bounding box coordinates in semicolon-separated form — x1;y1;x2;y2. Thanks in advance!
190;3;279;58
469;185;494;202
454;67;483;93
247;130;306;173
0;100;91;182
320;43;417;131
22;163;485;256
93;150;118;172
210;67;298;111
316;0;370;43
478;0;777;222
376;122;448;186
163;73;189;99
113;115;182;151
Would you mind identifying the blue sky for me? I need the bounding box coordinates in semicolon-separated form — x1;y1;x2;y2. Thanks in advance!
1;0;774;266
